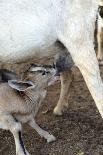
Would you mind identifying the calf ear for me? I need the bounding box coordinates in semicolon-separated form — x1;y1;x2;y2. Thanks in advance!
8;80;35;91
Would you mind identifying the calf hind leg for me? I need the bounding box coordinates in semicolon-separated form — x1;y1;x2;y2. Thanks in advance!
0;114;29;155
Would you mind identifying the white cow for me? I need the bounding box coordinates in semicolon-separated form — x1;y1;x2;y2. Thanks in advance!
0;0;103;119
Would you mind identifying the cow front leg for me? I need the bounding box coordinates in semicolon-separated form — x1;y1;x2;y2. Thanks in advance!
54;70;73;115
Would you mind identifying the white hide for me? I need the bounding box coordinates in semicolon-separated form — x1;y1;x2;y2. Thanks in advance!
0;0;98;62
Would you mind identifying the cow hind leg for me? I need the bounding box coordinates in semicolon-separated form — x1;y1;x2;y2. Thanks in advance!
66;43;103;118
53;70;73;115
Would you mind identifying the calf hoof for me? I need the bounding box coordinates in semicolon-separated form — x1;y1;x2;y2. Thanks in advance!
53;106;63;116
47;135;56;143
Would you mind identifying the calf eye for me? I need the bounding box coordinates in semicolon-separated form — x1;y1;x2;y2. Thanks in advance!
42;70;46;75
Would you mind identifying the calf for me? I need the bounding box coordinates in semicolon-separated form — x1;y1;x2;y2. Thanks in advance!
0;66;59;155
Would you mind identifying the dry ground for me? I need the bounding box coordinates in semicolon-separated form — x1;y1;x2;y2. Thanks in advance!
0;63;103;155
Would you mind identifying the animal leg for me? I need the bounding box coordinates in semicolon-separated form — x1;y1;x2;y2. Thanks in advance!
67;43;103;118
28;118;56;143
0;114;29;155
54;70;73;115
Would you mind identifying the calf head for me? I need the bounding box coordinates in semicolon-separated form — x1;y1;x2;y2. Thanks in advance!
1;66;58;92
23;64;59;88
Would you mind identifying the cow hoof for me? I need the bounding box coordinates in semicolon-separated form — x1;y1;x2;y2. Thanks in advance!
47;135;56;143
53;106;63;116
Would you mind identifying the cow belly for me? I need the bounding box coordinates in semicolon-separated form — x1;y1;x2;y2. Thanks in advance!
0;20;57;62
0;20;58;62
0;1;58;62
0;41;62;63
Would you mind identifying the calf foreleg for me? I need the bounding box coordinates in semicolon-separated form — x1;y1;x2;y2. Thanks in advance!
28;118;56;143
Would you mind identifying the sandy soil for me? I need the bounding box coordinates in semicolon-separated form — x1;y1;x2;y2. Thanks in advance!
0;64;103;155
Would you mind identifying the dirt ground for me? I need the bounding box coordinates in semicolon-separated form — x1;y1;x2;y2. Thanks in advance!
0;63;103;155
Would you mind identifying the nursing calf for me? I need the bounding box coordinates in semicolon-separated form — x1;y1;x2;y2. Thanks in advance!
0;66;58;155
